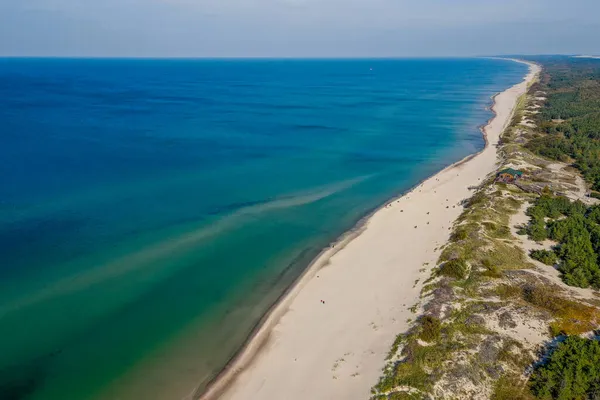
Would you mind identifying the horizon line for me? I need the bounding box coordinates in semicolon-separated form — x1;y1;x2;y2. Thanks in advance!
0;53;586;61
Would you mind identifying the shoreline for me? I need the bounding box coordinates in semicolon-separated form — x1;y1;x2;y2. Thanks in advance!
197;59;540;400
195;111;484;400
195;106;488;400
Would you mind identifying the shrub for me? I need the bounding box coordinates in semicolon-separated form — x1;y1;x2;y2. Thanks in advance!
529;249;558;266
419;316;441;342
483;222;511;239
481;262;503;278
387;391;422;400
438;259;468;280
494;284;521;299
451;228;468;241
464;191;487;209
528;219;549;242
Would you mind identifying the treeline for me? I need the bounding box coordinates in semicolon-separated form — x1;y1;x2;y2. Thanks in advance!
523;194;600;289
530;336;600;399
507;58;600;400
525;57;600;190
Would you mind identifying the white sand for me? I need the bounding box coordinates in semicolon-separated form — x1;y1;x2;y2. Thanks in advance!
200;60;540;400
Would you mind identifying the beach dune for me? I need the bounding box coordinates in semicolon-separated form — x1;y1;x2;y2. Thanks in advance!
199;60;541;400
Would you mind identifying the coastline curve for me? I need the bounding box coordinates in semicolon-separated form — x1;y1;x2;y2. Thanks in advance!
193;59;541;400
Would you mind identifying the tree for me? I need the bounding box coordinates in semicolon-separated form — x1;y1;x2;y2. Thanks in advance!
530;336;600;400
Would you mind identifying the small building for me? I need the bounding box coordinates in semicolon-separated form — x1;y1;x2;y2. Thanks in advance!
496;168;523;183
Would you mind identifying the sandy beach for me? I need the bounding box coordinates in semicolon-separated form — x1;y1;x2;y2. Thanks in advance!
199;59;541;400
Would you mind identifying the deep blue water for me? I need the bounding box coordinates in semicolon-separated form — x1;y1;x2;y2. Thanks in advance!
0;58;527;399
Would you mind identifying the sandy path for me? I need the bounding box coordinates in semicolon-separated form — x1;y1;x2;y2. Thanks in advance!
200;60;540;400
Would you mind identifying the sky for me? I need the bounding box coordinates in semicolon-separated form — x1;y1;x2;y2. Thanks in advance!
0;0;599;57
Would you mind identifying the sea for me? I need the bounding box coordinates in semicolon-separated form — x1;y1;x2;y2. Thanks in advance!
0;58;527;400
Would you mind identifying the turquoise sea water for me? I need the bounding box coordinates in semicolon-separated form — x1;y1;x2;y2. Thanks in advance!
0;58;527;399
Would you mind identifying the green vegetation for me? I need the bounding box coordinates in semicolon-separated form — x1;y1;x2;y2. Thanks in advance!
523;195;600;288
492;280;599;336
492;375;536;400
372;303;494;398
529;249;557;266
525;58;600;190
438;189;527;282
438;258;468;280
530;336;600;400
494;283;522;300
418;316;441;342
483;242;531;272
521;284;599;336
